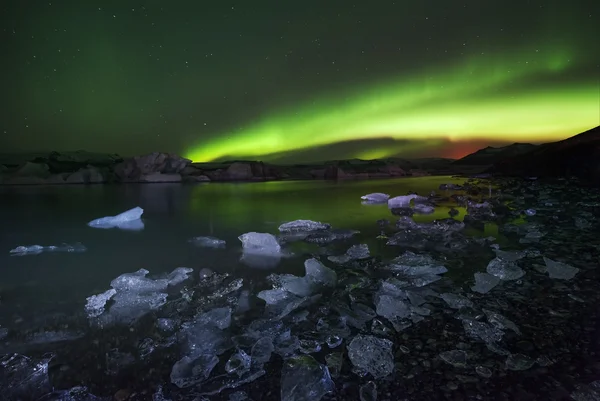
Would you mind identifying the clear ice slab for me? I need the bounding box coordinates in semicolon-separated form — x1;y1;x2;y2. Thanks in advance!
87;206;144;230
9;243;87;256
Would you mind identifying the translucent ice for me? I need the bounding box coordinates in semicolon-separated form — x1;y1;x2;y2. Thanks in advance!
440;293;473;309
280;355;334;401
189;236;226;248
360;381;377;401
347;335;394;378
0;353;52;400
388;194;424;209
486;257;525;280
505;353;535;371
361;192;390;203
10;243;87;256
87;206;144;230
483;309;521;335
239;232;281;267
346;244;370;260
85;289;116;318
278;219;331;232
439;350;468;368
471;272;501;293
543;257;579;280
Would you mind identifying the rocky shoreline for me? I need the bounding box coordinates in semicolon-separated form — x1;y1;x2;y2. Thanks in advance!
0;151;471;185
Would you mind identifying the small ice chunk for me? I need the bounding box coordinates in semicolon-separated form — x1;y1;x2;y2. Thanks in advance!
346;244;370;260
376;295;411;322
361;193;390;203
348;335;394;378
0;353;52;400
280;355;335;401
462;320;504;343
9;245;43;255
388;194;423;209
360;381;377;401
413;204;435;214
251;337;274;365
483;309;521;335
486;257;524;281
166;267;193;286
440;293;473;309
543;257;579;280
278;220;330;232
225;350;252;377
85;289;117;318
471;272;501;294
525;209;536;216
87;206;144;230
239;232;281;254
110;269;169;293
505;353;535;371
189;236;226;248
439;350;468;368
304;258;337;287
9;243;87;256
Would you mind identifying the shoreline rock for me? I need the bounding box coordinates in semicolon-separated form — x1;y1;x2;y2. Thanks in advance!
0;152;462;185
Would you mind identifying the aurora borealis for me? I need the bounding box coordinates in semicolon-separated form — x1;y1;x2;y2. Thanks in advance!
1;0;598;162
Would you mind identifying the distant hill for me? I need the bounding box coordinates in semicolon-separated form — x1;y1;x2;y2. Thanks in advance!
489;126;600;182
453;143;537;165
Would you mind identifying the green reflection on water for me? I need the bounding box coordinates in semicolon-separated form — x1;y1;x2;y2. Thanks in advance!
187;176;474;233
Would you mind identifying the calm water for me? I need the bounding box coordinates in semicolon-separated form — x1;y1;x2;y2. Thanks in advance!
0;176;479;329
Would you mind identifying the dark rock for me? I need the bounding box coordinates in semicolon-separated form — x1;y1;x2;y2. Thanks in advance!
454;143;537;165
489;125;600;183
114;152;191;181
138;173;182;183
224;162;253;180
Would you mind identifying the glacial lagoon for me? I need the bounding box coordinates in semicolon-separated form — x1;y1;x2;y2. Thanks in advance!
0;176;599;400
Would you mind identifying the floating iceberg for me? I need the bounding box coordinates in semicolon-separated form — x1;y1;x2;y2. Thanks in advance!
388;194;426;209
87;207;144;230
9;243;87;256
278;219;330;232
361;192;390;204
239;232;283;268
189;236;226;248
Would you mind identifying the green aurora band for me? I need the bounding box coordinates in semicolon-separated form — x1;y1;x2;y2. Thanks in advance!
185;44;599;162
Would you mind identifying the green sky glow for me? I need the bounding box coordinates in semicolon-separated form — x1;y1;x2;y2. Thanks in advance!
185;45;598;162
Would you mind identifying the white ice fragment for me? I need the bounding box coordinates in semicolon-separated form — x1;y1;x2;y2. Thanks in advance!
483;309;521;335
346;244;370;260
471;272;501;294
439;349;468;368
440;293;473;309
239;232;281;254
280;355;335;401
188;236;226;248
278;219;330;232
486;257;525;280
347;335;394;378
9;243;87;256
304;258;337;287
361;192;390;203
543;257;579;280
110;269;169;293
413;203;435;214
387;194;423;209
87;207;144;230
85;289;117;318
166;267;194;286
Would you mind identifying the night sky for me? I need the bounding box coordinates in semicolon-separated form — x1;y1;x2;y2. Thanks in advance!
1;0;598;163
